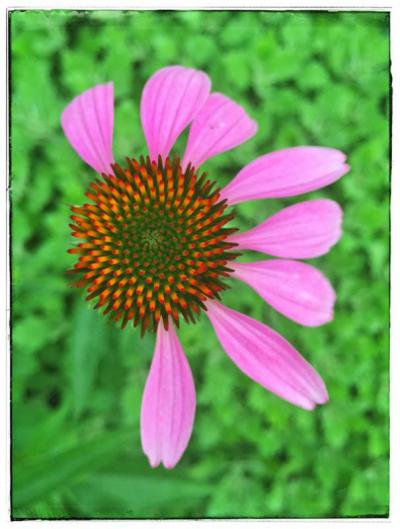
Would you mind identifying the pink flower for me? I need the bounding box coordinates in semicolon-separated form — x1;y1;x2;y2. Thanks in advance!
62;65;350;469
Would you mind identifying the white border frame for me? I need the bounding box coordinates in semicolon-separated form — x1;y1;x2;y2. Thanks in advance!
2;1;397;526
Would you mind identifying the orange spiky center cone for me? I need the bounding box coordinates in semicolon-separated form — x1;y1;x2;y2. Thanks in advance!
68;156;240;335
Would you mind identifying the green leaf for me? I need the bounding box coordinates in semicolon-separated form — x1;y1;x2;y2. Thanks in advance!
67;302;111;418
12;431;132;510
68;472;211;518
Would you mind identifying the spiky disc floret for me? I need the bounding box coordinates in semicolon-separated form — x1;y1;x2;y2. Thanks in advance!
68;156;239;335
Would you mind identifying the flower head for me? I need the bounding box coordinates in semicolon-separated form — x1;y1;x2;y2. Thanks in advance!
62;65;350;469
68;155;238;335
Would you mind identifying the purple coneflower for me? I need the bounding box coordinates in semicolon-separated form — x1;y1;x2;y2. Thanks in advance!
62;66;350;469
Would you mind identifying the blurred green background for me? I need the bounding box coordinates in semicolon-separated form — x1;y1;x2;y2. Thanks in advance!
10;10;390;519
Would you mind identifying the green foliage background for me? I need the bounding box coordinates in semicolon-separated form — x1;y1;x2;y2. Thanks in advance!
10;10;390;519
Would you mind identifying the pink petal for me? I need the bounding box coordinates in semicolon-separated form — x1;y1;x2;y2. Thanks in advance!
140;65;211;162
231;259;336;326
206;301;328;410
61;82;114;174
229;199;342;259
220;146;350;204
182;93;258;169
140;322;196;469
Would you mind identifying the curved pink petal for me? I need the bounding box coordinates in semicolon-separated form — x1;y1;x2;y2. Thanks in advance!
140;65;211;162
231;259;336;326
220;146;350;204
61;82;114;174
229;199;342;259
182;93;258;169
140;322;196;469
206;301;328;410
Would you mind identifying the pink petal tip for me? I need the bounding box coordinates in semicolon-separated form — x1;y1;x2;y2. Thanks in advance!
229;199;343;259
140;65;211;163
182;92;258;169
206;300;329;410
221;146;350;205
61;82;115;174
140;322;196;469
231;259;336;327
